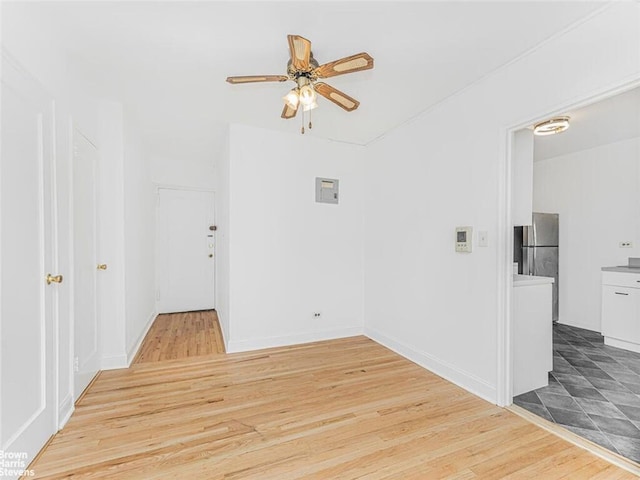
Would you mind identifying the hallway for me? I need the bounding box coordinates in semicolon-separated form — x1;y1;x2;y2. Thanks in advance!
133;310;225;364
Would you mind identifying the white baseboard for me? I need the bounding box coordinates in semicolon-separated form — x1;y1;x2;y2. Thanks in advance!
217;313;229;352
227;326;363;353
364;325;496;404
101;353;128;370
557;320;600;333
58;394;74;430
605;336;640;354
127;310;158;365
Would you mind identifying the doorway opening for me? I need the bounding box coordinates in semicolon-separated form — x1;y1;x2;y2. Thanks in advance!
501;80;640;465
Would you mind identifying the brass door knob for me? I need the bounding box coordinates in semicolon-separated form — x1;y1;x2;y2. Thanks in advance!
46;274;63;285
97;264;108;270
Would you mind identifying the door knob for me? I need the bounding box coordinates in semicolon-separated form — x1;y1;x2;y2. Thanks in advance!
46;273;63;285
97;264;108;270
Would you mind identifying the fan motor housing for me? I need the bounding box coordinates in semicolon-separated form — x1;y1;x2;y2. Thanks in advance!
287;55;319;80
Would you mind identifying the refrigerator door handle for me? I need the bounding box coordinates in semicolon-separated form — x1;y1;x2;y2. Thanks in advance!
531;246;536;276
522;247;530;275
522;225;531;247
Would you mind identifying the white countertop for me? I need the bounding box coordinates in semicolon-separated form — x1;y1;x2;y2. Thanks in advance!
513;274;555;287
602;266;640;274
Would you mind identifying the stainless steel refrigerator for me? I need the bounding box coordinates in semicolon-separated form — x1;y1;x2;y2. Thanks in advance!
519;213;559;322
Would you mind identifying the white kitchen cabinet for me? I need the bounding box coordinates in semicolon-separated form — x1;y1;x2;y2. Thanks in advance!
511;129;534;226
513;274;553;397
601;269;640;352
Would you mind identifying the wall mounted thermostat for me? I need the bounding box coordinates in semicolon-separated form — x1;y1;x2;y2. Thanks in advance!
315;177;339;204
455;226;473;253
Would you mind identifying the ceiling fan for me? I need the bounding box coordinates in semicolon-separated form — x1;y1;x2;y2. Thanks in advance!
226;35;374;133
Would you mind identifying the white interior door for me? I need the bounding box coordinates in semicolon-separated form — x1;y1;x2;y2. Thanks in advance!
0;54;57;475
72;130;100;399
157;188;215;313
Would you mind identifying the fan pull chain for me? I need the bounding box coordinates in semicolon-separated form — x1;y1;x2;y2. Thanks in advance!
309;109;312;130
301;108;305;134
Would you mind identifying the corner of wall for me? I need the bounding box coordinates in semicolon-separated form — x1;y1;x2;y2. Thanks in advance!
364;325;497;404
126;310;157;365
57;394;74;430
101;353;128;370
214;124;231;348
226;326;364;354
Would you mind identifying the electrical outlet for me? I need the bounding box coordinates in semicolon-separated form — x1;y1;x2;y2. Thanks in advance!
312;312;322;318
73;357;79;373
619;242;633;248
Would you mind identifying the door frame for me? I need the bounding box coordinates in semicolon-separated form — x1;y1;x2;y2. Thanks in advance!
154;184;216;314
496;76;640;407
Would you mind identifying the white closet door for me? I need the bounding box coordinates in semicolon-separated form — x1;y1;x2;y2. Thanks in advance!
0;54;58;476
72;130;101;399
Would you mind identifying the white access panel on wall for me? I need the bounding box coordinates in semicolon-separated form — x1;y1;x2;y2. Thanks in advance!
315;177;339;204
156;188;215;313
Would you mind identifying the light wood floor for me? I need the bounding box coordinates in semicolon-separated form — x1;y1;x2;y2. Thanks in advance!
132;310;225;364
30;336;635;479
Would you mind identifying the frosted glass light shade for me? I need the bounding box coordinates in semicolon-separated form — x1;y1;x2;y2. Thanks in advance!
299;85;317;106
302;101;318;112
283;89;299;109
533;116;570;136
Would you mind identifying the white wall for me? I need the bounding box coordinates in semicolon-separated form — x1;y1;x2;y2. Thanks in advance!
225;124;365;352
534;137;640;332
512;129;534;226
123;114;157;360
151;155;215;190
363;2;640;403
96;104;156;367
95;101;128;369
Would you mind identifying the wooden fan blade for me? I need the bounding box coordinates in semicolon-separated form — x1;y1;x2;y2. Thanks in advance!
314;52;374;78
287;35;312;70
281;102;299;119
314;82;360;112
226;75;288;84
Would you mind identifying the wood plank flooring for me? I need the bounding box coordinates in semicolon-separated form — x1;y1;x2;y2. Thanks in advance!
29;337;635;479
133;310;225;364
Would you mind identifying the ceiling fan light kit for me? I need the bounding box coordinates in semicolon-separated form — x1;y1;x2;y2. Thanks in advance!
226;34;374;134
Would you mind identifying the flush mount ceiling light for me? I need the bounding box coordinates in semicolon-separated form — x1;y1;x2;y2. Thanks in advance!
226;34;374;134
533;116;570;136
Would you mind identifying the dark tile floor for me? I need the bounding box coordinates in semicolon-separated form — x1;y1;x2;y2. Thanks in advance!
514;323;640;463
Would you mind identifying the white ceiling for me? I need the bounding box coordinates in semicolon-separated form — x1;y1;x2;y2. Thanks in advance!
534;86;640;162
6;1;608;161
